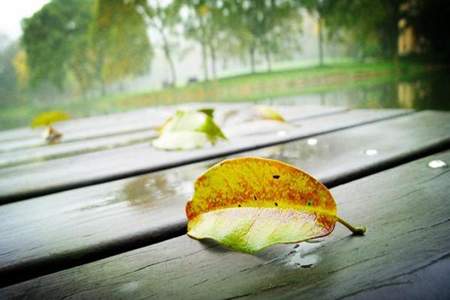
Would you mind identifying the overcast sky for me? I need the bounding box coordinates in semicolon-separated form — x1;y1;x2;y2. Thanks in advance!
0;0;49;39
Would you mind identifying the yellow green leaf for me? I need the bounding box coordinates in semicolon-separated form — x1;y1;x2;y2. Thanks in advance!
31;111;70;128
255;105;285;122
186;157;365;253
153;110;226;150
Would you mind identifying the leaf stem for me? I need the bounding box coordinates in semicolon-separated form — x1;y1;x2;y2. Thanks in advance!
336;216;366;235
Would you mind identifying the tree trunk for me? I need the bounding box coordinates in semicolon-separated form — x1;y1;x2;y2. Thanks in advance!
163;45;177;86
201;41;209;81
263;45;271;72
318;15;324;66
100;79;106;97
382;1;400;61
95;52;106;96
249;45;256;73
209;44;217;80
158;26;177;86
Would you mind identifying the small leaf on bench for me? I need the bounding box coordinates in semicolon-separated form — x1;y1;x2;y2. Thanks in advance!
186;157;365;253
31;111;71;128
255;105;285;122
31;111;70;144
153;110;226;150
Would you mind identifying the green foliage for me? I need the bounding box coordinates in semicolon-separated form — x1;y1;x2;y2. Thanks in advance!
0;42;19;103
90;0;153;85
21;0;95;91
320;0;405;59
406;0;450;60
21;0;153;94
222;0;302;72
136;0;182;85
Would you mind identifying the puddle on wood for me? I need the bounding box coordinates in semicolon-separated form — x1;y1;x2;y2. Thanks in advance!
283;241;322;269
0;134;154;169
307;138;318;146
428;159;447;169
364;149;378;156
118;281;140;293
277;130;288;137
118;164;204;207
256;240;323;270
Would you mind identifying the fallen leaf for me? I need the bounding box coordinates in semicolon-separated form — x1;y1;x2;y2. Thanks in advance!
153;110;226;150
255;105;285;122
31;111;70;128
186;157;365;253
42;126;63;144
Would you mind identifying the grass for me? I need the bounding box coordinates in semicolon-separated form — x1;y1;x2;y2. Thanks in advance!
0;60;434;130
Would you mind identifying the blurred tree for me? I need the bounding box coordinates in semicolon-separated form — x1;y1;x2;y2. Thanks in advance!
0;42;20;103
225;0;301;73
179;0;217;80
12;48;29;89
322;0;406;60
22;0;96;94
407;0;450;60
136;0;182;86
301;0;332;66
91;0;153;94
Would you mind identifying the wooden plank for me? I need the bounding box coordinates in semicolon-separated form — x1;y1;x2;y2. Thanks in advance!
0;108;171;152
0;109;409;202
2;151;448;299
0;111;449;287
0;105;346;168
0;131;156;169
0;104;343;152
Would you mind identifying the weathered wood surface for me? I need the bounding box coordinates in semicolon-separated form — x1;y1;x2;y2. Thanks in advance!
2;151;448;299
0;108;171;152
0;130;156;169
0;105;346;168
1;110;449;286
0;109;408;203
0;104;344;152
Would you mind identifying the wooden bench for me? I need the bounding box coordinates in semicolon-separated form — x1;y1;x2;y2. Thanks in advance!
0;103;448;299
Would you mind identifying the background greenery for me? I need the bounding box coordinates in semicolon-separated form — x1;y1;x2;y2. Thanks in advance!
0;0;449;129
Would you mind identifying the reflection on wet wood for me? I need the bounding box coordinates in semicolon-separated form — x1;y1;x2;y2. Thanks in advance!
0;110;449;286
0;107;172;150
2;151;448;299
0;105;345;168
0;109;409;202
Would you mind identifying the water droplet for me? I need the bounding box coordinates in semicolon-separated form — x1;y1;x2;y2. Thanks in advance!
365;149;378;156
284;242;321;269
307;138;318;146
428;160;447;169
119;281;140;293
277;130;287;137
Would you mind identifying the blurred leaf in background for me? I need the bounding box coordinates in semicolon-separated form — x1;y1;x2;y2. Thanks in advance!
31;111;70;128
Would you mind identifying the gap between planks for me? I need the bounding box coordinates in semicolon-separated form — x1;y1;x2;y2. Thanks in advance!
1;150;449;299
0;109;412;204
0;111;449;287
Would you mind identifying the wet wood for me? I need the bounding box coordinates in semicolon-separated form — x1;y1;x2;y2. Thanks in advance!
0;107;172;151
2;151;448;299
0;130;156;169
0;105;345;168
0;109;408;202
0;110;449;286
0;104;344;152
